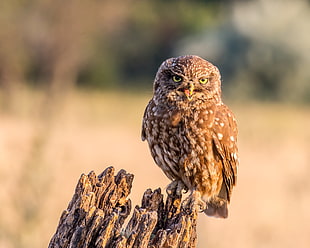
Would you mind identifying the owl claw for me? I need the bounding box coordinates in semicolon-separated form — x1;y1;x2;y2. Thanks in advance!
181;190;206;213
166;180;187;196
197;198;207;212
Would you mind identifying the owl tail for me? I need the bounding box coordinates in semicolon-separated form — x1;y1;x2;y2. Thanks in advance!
204;198;228;218
204;182;229;218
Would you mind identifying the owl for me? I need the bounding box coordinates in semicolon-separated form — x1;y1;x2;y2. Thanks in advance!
141;55;238;218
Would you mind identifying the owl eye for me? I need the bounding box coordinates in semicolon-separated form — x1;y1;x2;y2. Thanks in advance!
199;78;208;84
172;75;183;83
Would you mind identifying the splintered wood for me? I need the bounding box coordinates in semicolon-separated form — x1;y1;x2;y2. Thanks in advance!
48;167;197;248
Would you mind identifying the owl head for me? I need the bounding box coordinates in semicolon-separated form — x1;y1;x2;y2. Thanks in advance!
153;55;222;104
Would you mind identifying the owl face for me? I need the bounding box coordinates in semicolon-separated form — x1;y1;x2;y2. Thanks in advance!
153;55;222;104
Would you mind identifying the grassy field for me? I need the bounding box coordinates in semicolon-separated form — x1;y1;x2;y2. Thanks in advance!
0;89;310;248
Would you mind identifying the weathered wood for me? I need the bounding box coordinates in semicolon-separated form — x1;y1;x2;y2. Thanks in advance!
49;167;198;248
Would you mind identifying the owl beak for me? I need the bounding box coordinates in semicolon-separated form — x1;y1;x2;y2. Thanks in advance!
184;82;195;100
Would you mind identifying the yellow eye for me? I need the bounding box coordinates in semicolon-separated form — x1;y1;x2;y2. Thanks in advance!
199;78;208;84
172;75;182;82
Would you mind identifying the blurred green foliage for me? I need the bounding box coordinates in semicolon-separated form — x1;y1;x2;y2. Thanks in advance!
0;0;310;102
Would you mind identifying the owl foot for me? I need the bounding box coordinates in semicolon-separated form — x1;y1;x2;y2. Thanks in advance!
181;190;206;213
166;180;187;196
197;197;207;212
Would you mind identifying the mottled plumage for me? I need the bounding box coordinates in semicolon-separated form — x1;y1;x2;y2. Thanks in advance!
142;55;238;218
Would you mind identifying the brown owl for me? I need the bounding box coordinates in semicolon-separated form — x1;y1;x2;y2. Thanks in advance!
142;55;238;218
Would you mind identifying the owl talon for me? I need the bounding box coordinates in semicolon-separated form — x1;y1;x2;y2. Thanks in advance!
197;198;207;212
166;180;187;196
181;191;206;213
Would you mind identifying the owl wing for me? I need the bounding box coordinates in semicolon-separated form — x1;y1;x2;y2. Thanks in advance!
141;108;147;141
141;100;153;141
211;104;238;202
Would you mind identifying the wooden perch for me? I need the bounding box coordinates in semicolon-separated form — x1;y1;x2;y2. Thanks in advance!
48;166;198;248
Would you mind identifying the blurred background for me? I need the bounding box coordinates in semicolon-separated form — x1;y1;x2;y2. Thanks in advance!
0;0;310;247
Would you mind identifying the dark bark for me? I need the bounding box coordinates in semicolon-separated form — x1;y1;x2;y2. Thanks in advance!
49;167;197;248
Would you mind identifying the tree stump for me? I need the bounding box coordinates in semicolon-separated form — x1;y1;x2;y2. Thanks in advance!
48;166;198;248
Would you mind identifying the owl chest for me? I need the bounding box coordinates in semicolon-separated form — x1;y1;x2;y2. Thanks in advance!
145;104;219;185
150;108;214;157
